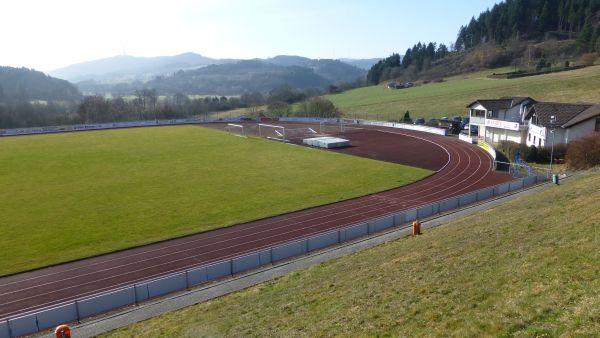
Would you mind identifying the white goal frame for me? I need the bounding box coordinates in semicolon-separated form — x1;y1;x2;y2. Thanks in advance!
319;120;350;134
225;123;246;137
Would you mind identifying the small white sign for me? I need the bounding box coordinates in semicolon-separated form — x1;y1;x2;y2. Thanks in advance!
484;118;520;131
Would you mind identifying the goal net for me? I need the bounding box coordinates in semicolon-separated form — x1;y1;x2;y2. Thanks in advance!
258;123;286;141
225;123;245;137
284;127;317;140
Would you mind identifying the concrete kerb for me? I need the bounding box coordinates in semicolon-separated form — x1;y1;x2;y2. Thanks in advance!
61;178;558;338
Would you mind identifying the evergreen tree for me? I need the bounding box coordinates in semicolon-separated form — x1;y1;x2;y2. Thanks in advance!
590;26;600;52
403;110;412;124
539;2;552;36
577;17;593;51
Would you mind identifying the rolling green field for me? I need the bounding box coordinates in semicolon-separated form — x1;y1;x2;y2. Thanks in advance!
104;171;600;337
0;126;430;276
328;65;600;120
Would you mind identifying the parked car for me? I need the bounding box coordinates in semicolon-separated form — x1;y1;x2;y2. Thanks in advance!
414;117;425;125
469;124;478;134
461;117;470;129
425;118;439;127
438;119;462;134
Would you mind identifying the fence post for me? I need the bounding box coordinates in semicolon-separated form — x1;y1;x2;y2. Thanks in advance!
75;300;81;324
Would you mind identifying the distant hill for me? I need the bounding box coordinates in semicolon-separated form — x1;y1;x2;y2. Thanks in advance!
0;66;80;103
77;59;365;96
339;58;382;70
264;56;366;83
49;53;372;86
75;58;366;96
48;53;234;83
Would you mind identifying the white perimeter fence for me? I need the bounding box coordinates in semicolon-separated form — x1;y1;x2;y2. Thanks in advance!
277;117;448;136
0;174;548;338
360;120;448;136
0;118;243;137
0;117;449;138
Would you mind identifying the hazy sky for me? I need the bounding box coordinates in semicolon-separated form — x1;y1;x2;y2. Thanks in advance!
2;0;500;71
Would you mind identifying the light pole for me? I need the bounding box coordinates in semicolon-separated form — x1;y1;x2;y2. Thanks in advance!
549;115;556;173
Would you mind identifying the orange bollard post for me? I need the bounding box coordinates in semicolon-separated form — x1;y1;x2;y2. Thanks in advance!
55;324;71;338
412;219;421;236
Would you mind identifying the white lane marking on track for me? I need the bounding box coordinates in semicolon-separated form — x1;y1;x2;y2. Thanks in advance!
0;129;455;289
0;133;487;305
0;128;500;316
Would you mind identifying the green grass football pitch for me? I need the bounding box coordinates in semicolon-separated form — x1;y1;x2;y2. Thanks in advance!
0;126;431;276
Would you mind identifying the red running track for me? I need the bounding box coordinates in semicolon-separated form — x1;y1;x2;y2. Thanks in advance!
0;125;511;319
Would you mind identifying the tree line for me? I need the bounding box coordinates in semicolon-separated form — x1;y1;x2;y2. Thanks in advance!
0;83;333;128
455;0;600;52
367;42;450;84
367;0;600;85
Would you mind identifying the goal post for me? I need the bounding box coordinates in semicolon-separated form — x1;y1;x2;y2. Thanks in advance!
225;123;246;137
319;120;351;134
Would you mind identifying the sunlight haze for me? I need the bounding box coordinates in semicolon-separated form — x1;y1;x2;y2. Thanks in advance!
3;0;499;71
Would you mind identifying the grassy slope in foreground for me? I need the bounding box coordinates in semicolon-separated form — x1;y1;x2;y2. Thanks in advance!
0;126;430;276
106;171;600;337
328;65;600;120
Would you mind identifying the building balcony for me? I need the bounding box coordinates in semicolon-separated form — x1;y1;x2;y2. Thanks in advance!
470;116;485;125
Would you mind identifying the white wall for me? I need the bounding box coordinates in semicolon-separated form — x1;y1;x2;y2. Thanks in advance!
527;123;574;147
486;127;523;143
526;123;545;147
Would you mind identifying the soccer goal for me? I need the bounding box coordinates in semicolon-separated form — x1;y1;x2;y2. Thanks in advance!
258;123;286;141
225;123;246;137
319;120;358;134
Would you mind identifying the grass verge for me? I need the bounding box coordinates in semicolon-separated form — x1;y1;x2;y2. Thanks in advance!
328;65;600;120
0;126;429;276
105;171;600;337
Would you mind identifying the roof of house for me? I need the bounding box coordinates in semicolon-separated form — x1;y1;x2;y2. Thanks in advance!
562;104;600;128
466;97;535;110
525;102;599;128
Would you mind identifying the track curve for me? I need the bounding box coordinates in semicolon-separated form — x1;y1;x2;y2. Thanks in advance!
0;125;511;319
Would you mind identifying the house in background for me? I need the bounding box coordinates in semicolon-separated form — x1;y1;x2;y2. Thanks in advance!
466;97;536;144
525;103;600;147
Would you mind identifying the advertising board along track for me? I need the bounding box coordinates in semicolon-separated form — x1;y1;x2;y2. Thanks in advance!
0;122;516;337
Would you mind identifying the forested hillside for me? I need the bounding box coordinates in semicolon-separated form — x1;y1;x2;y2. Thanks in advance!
0;67;80;103
0;67;81;128
455;0;600;51
368;0;600;85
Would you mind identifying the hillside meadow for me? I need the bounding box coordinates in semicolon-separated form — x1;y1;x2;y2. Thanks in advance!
328;65;600;120
0;126;430;276
105;170;600;337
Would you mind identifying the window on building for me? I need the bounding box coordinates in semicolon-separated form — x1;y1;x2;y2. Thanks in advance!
473;109;485;117
533;135;536;144
528;133;531;141
539;138;542;147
